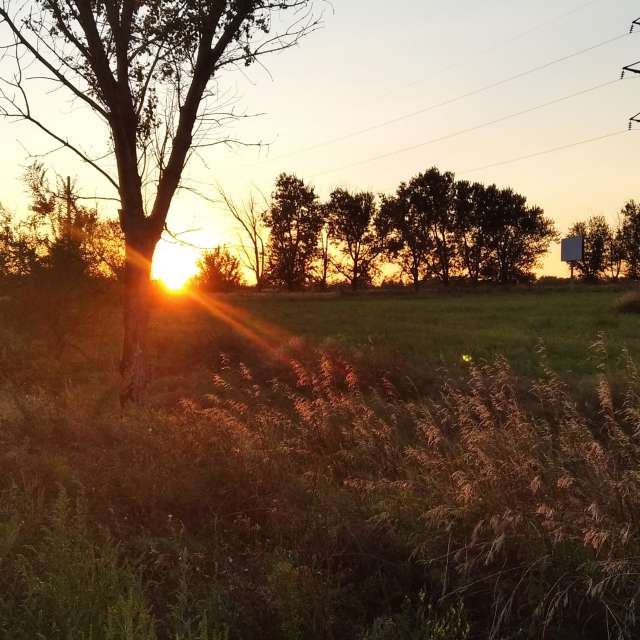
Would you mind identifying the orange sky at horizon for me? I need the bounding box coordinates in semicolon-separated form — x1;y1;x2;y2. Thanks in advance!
1;0;639;282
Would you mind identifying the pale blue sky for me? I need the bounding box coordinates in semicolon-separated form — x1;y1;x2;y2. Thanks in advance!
1;0;639;275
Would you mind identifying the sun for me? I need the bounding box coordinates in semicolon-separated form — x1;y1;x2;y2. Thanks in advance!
152;241;200;292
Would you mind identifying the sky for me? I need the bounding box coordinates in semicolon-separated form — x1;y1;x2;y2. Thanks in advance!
1;0;639;278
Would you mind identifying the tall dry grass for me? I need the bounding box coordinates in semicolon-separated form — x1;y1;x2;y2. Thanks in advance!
2;318;640;637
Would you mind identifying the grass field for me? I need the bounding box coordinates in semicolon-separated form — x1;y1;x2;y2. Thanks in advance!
229;287;640;379
3;281;640;639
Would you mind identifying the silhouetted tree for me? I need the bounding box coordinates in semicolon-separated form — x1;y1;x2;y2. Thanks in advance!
24;163;94;280
454;180;492;283
221;191;267;291
621;200;640;280
378;189;433;290
23;162;124;280
327;188;382;290
404;167;458;285
0;1;318;402
606;221;625;281
569;216;610;281
483;188;556;284
264;173;322;291
196;246;243;292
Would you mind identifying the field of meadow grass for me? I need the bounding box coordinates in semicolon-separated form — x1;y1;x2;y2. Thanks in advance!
3;281;640;638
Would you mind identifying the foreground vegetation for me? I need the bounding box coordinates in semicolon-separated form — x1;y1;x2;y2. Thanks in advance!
2;282;640;638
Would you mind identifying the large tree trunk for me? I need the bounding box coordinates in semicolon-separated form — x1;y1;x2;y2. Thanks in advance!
120;233;158;405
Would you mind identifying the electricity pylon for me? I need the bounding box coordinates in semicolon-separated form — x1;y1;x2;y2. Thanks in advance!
622;18;640;128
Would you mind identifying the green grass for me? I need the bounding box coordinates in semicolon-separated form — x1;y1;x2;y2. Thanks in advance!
198;287;640;383
7;281;637;393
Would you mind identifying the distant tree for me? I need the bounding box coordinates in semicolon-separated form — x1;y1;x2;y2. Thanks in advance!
196;246;244;293
264;173;323;291
606;220;625;281
378;188;433;291
621;200;640;279
404;168;458;285
483;188;557;284
454;180;492;283
327;189;382;290
221;191;267;291
568;216;610;281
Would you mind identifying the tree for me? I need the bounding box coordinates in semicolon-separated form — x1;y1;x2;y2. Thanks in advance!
479;187;556;284
621;200;640;280
453;180;492;283
23;162;124;281
404;168;458;285
568;216;610;281
196;246;243;292
606;220;625;282
221;191;267;291
264;173;323;291
378;189;433;291
0;1;317;402
327;188;382;290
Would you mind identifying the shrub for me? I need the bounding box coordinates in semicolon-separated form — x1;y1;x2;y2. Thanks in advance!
196;246;244;292
614;291;640;314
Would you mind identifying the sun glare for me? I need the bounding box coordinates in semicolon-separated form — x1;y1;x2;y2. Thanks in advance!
153;242;200;292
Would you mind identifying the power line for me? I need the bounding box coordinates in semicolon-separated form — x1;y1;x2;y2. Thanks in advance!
253;30;633;167
460;129;630;175
309;78;626;178
380;0;602;100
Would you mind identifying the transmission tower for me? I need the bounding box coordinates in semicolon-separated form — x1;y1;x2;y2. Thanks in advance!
622;17;640;128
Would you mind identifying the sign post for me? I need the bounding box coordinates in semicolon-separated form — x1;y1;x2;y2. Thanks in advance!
561;236;584;281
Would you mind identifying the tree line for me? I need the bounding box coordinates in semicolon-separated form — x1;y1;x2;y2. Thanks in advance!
568;203;640;281
4;163;640;293
200;167;558;292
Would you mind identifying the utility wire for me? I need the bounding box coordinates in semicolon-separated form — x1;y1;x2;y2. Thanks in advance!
255;30;633;167
310;78;626;178
380;0;603;100
460;129;630;175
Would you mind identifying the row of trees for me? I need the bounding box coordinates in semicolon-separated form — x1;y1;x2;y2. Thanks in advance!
7;164;640;293
569;202;640;281
213;168;558;291
1;165;559;292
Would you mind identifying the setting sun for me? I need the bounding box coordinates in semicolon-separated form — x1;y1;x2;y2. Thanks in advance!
152;241;200;292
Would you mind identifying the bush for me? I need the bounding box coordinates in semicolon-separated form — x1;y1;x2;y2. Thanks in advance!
614;291;640;314
196;246;244;292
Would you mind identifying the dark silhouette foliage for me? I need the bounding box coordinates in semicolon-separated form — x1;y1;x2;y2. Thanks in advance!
327;188;382;290
481;187;557;284
378;169;555;287
263;173;323;291
378;188;434;290
621;200;640;280
196;246;244;292
569;216;611;281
